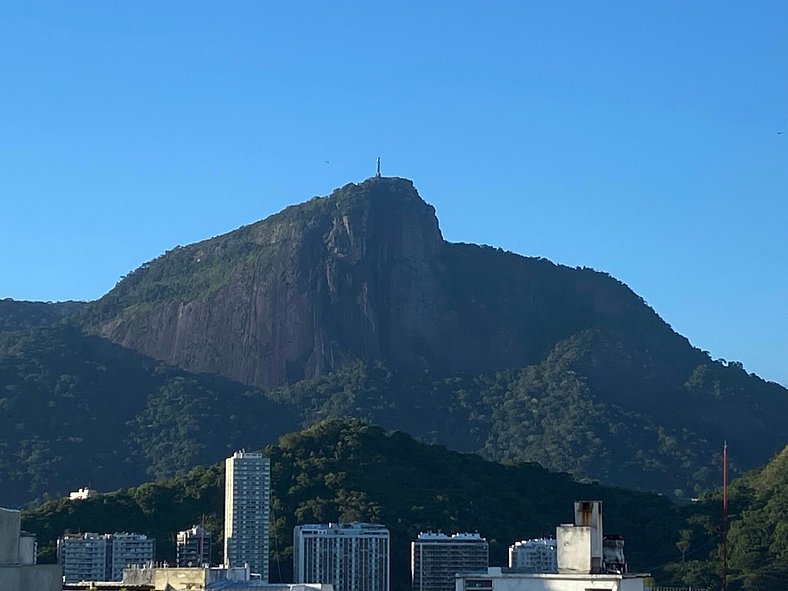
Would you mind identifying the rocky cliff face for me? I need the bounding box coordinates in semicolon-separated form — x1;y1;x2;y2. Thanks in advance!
89;178;450;387
87;176;694;390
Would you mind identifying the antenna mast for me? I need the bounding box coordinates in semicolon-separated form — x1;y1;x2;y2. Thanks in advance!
375;157;381;177
722;441;728;591
199;514;205;567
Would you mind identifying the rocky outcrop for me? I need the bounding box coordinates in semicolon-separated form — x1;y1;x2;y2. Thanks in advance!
88;176;694;389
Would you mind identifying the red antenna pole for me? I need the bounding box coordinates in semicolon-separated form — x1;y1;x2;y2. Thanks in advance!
722;441;728;591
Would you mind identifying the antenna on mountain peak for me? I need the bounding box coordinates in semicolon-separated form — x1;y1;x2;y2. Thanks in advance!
375;157;381;177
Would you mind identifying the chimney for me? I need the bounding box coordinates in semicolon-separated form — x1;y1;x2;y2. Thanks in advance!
556;501;605;574
574;501;603;573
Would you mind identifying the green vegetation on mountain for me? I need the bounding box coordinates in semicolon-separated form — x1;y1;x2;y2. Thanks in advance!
2;177;786;505
23;420;685;591
0;298;84;331
75;177;787;495
0;320;297;507
269;347;787;498
663;446;788;591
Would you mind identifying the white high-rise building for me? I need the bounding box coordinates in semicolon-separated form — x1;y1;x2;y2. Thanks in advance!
224;450;271;580
508;538;557;573
294;522;390;591
411;532;488;591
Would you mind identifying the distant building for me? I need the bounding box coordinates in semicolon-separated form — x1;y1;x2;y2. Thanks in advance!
177;525;212;567
224;450;271;579
294;522;390;591
58;532;154;582
68;487;98;501
58;533;109;582
110;533;155;581
0;507;62;591
411;532;488;591
508;538;557;573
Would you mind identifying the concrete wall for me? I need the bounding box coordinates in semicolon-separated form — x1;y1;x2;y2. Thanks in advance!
556;525;591;574
152;567;208;589
455;571;651;591
621;577;653;591
121;567;155;585
18;534;36;565
0;564;62;591
486;578;621;591
0;508;22;564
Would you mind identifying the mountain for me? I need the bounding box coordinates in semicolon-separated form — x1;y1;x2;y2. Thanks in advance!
78;177;787;491
2;176;786;502
22;420;685;591
80;177;703;390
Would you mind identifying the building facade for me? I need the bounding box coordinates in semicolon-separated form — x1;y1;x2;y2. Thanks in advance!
57;532;154;582
58;533;109;582
294;522;390;591
411;532;489;591
0;507;61;591
176;525;212;567
68;488;97;501
110;533;155;581
224;450;271;579
508;539;557;573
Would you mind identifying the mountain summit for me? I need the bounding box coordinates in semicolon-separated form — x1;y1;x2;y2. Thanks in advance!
85;177;691;390
87;177;449;386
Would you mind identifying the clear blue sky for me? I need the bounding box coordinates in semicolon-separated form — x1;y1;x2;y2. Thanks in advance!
1;2;786;384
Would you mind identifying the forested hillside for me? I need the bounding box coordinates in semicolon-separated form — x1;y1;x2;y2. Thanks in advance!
269;352;787;498
2;313;785;506
22;420;684;591
0;321;296;506
663;446;788;591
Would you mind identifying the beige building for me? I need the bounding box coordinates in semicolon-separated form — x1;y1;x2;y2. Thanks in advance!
0;507;61;591
122;565;333;590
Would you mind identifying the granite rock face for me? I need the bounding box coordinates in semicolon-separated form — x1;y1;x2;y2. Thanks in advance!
88;177;689;389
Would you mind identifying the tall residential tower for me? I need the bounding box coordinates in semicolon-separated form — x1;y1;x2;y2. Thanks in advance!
224;450;270;580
